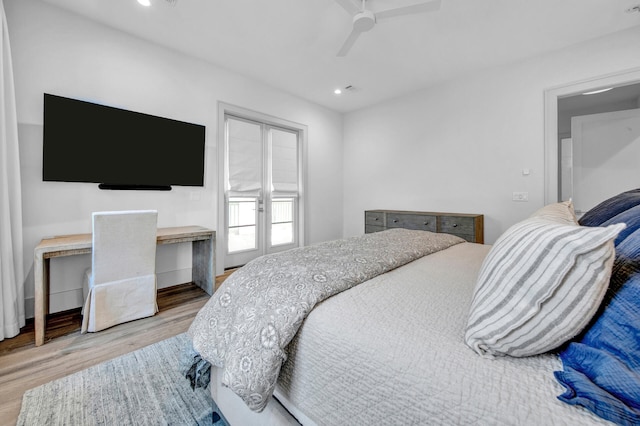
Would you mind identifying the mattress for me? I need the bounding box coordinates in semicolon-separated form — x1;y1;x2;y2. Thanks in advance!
271;242;611;425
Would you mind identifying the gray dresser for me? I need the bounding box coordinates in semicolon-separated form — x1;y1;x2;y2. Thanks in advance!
365;210;484;244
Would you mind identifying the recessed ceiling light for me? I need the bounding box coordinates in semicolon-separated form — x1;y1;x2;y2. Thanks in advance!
334;85;355;95
582;88;614;95
138;0;151;6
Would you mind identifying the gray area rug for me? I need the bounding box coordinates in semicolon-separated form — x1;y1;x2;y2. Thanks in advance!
17;333;228;426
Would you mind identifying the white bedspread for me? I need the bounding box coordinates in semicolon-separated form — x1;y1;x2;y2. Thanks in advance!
189;229;463;413
276;243;611;425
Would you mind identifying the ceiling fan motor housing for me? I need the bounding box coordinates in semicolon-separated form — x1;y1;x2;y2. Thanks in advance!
353;10;376;32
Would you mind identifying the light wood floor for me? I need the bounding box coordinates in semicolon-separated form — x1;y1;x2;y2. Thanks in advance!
0;272;234;426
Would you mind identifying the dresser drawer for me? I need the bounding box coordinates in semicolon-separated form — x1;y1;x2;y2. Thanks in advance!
365;211;385;227
454;233;477;243
365;224;386;233
440;216;475;237
387;213;436;232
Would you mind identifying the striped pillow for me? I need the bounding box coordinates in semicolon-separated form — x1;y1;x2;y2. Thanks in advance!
465;206;625;358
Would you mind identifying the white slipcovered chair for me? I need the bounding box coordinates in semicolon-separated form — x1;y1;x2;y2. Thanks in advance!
81;210;159;333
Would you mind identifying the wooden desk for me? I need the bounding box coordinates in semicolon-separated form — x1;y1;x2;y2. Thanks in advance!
34;226;215;346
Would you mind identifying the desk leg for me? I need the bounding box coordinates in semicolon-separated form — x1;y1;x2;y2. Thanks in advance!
34;255;49;346
192;238;214;295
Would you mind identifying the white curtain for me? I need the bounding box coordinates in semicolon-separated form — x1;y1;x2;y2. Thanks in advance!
0;0;25;341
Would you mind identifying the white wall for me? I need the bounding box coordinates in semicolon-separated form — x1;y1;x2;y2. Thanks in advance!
5;0;344;317
342;26;640;243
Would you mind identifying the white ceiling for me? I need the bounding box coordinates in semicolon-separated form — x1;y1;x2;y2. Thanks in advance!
39;0;640;113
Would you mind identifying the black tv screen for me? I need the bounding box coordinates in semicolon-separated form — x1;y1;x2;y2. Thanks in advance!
43;93;206;190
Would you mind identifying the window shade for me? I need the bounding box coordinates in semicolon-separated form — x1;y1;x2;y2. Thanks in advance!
271;128;298;194
227;117;262;196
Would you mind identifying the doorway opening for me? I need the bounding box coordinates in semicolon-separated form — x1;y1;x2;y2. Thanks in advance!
544;68;640;208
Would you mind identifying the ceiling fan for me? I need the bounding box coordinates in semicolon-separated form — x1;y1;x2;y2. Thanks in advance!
335;0;441;57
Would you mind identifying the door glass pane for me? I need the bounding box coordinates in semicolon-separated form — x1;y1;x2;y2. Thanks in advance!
228;197;257;253
271;198;294;246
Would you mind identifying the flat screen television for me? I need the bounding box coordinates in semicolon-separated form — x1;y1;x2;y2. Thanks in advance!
43;93;206;190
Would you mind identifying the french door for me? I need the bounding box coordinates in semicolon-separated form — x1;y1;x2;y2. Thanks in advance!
224;114;301;268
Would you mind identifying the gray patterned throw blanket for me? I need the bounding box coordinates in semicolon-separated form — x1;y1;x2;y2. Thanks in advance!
186;228;464;412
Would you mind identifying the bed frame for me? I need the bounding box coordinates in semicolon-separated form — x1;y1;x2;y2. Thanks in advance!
211;367;315;425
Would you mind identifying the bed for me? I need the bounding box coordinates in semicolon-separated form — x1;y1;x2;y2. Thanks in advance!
185;191;640;426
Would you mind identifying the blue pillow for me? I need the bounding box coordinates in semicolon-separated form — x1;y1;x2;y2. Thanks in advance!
602;204;640;246
579;188;640;227
555;227;640;425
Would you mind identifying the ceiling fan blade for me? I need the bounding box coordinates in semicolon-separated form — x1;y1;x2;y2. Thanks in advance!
376;0;441;21
335;0;361;16
337;28;362;57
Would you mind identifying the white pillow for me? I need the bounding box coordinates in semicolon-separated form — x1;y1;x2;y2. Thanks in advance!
529;199;578;224
465;202;625;358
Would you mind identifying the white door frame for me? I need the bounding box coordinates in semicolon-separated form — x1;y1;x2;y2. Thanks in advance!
216;102;307;276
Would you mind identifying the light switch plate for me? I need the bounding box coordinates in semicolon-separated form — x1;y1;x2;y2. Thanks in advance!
512;192;529;202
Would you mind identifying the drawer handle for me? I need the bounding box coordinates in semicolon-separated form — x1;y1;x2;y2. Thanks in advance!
452;223;458;228
374;217;379;221
423;222;429;225
393;219;398;223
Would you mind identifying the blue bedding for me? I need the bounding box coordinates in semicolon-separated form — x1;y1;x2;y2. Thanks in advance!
555;274;640;425
555;191;640;425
